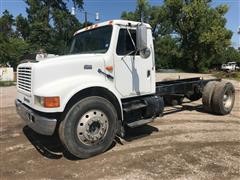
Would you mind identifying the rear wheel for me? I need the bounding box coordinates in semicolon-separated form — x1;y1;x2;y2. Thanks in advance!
202;81;218;112
59;96;117;158
211;82;235;115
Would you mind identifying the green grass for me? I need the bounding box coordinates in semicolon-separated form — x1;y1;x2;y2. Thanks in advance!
213;71;240;81
0;81;16;87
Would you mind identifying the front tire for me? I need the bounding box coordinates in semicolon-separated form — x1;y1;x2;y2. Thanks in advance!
59;96;117;159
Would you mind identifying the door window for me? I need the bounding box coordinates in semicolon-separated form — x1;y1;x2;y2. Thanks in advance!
116;29;139;55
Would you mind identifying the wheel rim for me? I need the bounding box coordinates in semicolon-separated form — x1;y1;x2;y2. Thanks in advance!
223;89;233;109
76;110;109;145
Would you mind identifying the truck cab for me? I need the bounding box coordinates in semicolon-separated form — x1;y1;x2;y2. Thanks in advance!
16;20;235;159
16;20;154;113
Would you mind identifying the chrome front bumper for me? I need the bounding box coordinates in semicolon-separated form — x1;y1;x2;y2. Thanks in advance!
15;100;57;135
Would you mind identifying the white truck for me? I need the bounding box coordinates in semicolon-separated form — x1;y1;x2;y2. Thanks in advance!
221;61;240;72
16;20;235;158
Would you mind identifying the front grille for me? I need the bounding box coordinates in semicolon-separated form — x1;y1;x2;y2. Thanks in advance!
17;67;32;93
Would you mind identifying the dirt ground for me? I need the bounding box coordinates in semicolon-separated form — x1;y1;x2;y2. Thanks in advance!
0;73;240;180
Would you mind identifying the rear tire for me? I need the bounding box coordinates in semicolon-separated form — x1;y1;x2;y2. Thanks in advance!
211;82;235;115
202;81;218;112
59;96;117;159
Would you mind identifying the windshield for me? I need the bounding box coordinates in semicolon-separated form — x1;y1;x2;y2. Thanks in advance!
70;25;112;54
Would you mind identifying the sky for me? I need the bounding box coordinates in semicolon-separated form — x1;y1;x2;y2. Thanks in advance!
0;0;239;48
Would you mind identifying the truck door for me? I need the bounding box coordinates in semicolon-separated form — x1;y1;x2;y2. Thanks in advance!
114;27;154;97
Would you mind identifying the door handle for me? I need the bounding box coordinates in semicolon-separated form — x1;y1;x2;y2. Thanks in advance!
98;68;114;80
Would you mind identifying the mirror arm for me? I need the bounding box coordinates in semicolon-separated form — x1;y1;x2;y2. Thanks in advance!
121;50;137;60
126;27;136;50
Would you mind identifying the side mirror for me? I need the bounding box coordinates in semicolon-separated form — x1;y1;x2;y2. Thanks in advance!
136;23;148;51
136;23;150;58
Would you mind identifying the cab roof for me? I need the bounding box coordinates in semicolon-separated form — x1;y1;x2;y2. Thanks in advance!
74;19;151;36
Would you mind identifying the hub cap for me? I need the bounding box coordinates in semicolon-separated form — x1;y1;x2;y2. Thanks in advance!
76;110;109;145
223;90;233;109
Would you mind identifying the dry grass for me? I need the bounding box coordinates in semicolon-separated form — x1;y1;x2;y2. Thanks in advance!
213;71;240;81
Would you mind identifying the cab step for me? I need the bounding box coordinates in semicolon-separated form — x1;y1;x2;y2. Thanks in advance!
122;100;147;112
126;118;154;128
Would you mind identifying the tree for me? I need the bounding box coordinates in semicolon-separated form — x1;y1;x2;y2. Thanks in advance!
51;9;82;53
219;47;240;64
122;0;150;22
121;0;233;72
0;0;84;68
23;0;84;54
0;11;30;69
121;1;180;69
155;35;182;69
16;14;30;40
0;10;14;36
164;0;232;71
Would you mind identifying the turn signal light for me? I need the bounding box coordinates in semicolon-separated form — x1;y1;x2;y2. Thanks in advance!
44;97;60;108
105;66;113;71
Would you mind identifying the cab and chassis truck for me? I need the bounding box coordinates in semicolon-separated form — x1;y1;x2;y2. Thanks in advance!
16;20;235;158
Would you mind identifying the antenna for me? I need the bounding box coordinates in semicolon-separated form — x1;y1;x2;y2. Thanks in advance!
84;11;87;27
95;12;100;21
71;7;75;15
141;11;143;23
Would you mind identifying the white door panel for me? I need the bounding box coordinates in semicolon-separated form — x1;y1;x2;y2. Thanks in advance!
114;27;153;97
115;56;152;96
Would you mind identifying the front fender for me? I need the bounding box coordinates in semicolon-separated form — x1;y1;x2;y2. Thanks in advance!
34;74;122;113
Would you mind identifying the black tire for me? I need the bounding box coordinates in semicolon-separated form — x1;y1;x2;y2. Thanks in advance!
211;82;235;115
202;81;218;112
59;96;117;159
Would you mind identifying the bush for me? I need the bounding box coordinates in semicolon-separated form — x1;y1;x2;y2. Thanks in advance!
0;81;16;87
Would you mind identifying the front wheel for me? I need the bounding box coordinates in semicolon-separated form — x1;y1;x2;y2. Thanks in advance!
59;96;117;159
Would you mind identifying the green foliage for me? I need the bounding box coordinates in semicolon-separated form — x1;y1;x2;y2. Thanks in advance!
0;33;30;69
1;0;240;73
121;0;240;72
216;47;240;65
122;0;150;22
0;0;84;68
164;0;232;71
213;71;240;81
0;10;30;69
52;9;82;54
8;38;30;68
0;10;14;36
0;81;16;87
16;14;30;40
155;35;182;69
24;0;83;54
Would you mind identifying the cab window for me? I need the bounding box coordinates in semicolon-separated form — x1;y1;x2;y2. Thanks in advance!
116;29;138;55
